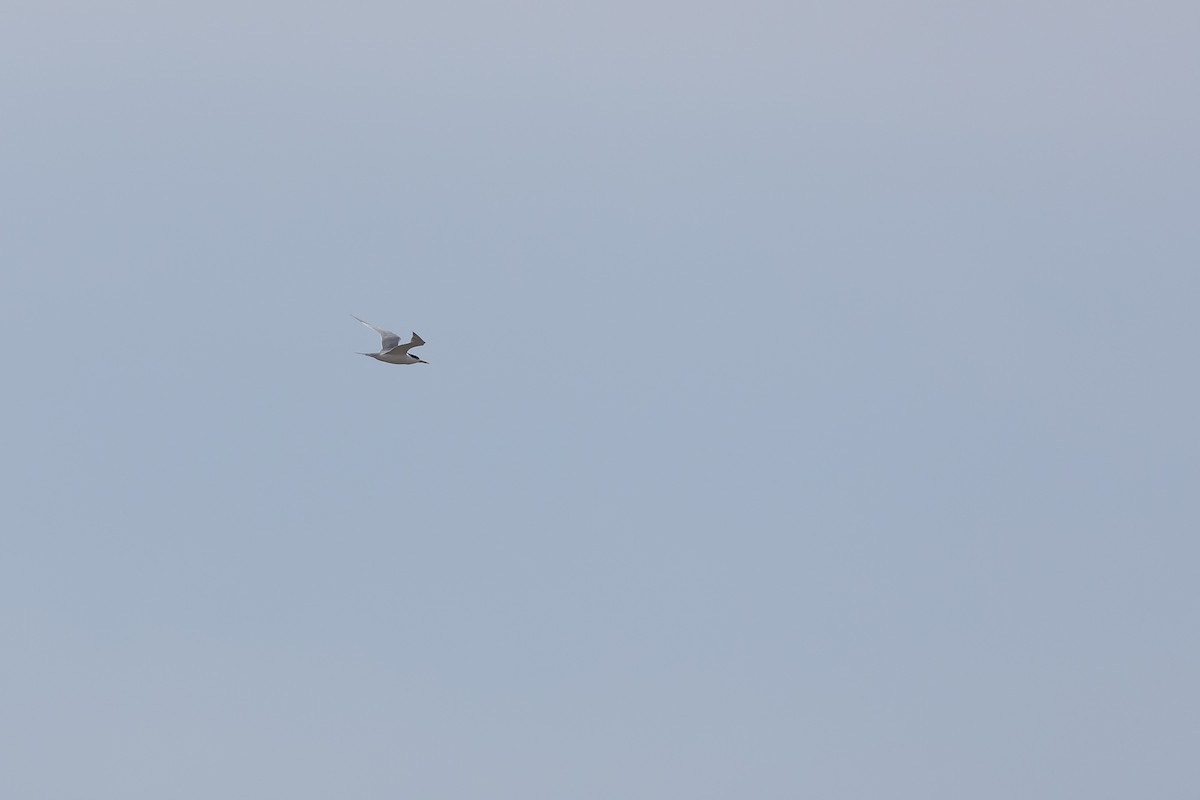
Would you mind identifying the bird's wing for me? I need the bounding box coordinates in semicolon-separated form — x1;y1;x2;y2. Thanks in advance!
388;332;426;355
353;316;400;351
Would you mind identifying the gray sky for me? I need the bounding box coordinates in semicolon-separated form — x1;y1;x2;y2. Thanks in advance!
3;1;1198;797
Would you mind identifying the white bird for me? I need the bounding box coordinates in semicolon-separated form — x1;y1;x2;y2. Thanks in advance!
353;316;429;364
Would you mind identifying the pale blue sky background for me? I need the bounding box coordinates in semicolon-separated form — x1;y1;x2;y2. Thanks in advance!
3;1;1198;797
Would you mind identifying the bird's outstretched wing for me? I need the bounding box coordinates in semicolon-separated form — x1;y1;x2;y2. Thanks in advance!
353;316;400;351
388;332;426;355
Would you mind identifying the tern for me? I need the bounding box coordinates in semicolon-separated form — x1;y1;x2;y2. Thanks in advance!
353;316;429;364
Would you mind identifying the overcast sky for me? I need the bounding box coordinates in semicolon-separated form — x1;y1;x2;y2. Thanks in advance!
3;1;1198;797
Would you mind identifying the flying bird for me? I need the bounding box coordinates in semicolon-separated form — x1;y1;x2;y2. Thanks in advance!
353;316;429;364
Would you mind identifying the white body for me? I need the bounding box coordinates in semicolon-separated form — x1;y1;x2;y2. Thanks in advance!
369;348;425;365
